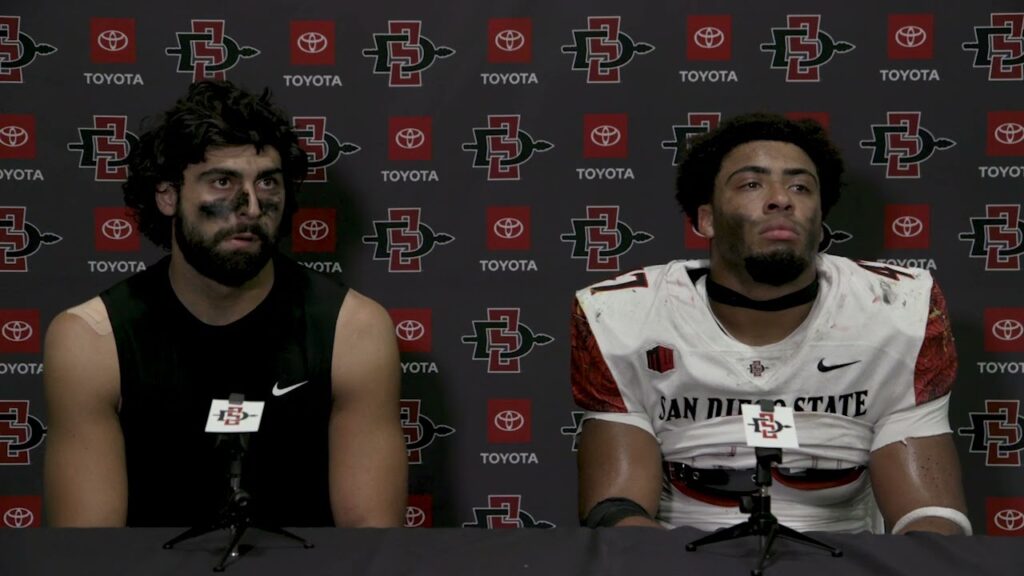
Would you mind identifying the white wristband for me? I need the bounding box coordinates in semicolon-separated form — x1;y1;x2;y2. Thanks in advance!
891;506;972;535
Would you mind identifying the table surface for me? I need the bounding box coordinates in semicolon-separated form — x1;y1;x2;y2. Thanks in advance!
2;526;1021;576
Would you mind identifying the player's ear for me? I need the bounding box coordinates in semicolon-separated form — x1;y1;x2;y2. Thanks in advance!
155;182;177;217
697;204;714;238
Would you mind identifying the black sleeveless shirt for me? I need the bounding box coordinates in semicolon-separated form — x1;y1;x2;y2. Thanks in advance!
100;255;348;527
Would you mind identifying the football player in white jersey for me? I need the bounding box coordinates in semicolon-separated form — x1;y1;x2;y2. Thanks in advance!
572;113;969;535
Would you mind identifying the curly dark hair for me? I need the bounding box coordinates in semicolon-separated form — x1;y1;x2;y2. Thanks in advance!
675;112;845;225
122;80;308;249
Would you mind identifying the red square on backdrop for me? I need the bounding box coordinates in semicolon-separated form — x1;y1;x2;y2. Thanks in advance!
389;117;433;161
987;111;1024;156
888;14;934;60
0;496;41;528
487;399;531;444
583;114;628;159
986;497;1024;535
406;494;433;527
90;18;136;64
486;206;531;251
488;18;532;63
883;204;930;250
0;310;39;354
388;309;432;353
291;208;336;253
94;207;140;252
686;15;731;61
984;308;1024;353
0;115;36;159
290;21;335;65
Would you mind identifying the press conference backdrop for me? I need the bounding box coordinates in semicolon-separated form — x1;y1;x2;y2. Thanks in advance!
1;1;1022;534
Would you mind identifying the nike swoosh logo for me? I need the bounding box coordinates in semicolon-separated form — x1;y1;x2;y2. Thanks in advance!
817;360;861;373
272;380;309;397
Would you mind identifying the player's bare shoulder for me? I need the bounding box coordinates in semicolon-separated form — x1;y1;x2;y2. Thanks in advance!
331;289;401;392
43;297;119;403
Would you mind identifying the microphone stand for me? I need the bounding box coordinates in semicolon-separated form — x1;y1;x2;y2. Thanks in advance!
685;402;842;575
163;394;313;572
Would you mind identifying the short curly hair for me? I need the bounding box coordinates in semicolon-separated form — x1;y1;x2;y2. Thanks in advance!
122;80;308;249
675;112;844;225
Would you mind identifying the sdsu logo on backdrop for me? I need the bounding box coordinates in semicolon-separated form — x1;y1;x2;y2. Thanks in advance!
958;204;1024;271
760;15;855;81
987;498;1024;535
363;20;455;87
90;18;135;64
463;495;554;529
963;13;1024;81
292;116;359;182
461;308;553;374
0;207;61;272
67;116;138;181
984;309;1024;353
165;19;260;81
462;115;553;181
94;207;140;253
859;112;955;178
959;399;1024;467
561;206;653;271
0;16;57;83
363;208;454;272
661;112;720;165
389;308;432;353
0;496;41;528
0;400;46;465
883;205;930;250
561;16;654;83
400;399;455;465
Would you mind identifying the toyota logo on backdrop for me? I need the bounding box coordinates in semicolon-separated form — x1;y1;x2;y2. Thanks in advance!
994;509;1024;532
590;125;621;147
0;125;29;148
891;216;924;238
493;217;524;240
101;218;133;240
96;29;129;52
296;31;328;54
693;26;725;49
494;410;525;432
395;128;426;150
992;319;1024;342
3;507;34;528
2;321;33;343
298;219;329;241
995;122;1024;146
395;320;426;342
894;25;927;48
405;505;426;527
495;29;525;52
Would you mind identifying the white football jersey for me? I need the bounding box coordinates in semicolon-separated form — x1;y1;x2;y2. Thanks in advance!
572;254;956;533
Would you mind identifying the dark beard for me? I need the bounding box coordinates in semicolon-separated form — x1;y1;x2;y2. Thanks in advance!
175;216;276;287
744;251;810;287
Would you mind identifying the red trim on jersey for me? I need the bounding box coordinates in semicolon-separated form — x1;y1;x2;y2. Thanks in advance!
914;281;957;405
770;467;865;490
570;299;627;413
668;477;741;508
